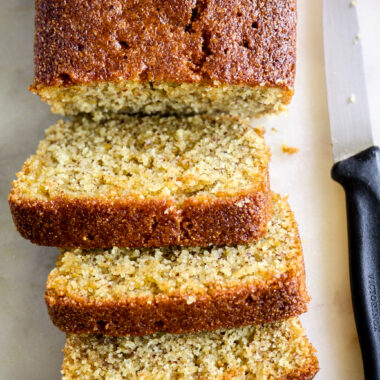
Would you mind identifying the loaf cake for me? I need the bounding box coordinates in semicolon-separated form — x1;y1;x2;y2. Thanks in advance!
62;318;318;379
9;115;271;248
45;194;308;336
31;0;296;119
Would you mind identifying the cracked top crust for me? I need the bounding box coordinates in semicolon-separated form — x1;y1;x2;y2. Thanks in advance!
33;0;296;88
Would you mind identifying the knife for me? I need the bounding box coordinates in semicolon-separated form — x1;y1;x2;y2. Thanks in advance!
323;1;380;378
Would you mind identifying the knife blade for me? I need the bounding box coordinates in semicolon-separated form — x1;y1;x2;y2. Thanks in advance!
323;0;373;162
323;1;380;378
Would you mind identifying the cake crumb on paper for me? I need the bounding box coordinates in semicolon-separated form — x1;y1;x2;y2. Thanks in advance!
353;33;361;45
253;126;265;136
282;144;299;155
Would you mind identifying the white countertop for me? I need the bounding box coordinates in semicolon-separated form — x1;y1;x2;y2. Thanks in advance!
0;1;379;379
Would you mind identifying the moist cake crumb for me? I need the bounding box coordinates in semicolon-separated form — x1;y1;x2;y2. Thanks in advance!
61;318;319;380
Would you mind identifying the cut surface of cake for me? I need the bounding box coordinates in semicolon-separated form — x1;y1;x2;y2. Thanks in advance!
45;194;309;336
62;318;319;379
9;115;271;248
32;0;296;118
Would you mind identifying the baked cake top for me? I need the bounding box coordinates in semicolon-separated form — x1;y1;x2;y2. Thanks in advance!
33;0;296;88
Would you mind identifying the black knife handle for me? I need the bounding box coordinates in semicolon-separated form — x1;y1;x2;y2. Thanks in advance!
332;146;380;380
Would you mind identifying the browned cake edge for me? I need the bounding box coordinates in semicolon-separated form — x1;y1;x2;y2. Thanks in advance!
281;357;319;380
9;182;271;248
46;269;309;336
32;0;297;88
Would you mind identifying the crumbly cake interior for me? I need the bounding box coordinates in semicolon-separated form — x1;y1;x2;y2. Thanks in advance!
36;82;290;119
12;115;269;202
47;195;301;301
62;318;317;380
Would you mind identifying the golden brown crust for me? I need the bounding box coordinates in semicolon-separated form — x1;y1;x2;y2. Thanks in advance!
281;357;319;380
32;0;296;89
9;185;271;249
45;271;309;336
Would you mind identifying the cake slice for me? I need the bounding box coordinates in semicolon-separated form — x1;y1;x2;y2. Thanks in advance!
62;318;319;379
32;0;296;119
45;194;308;336
9;115;271;248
